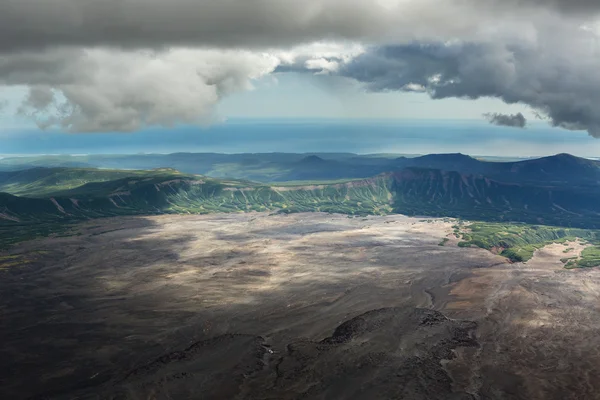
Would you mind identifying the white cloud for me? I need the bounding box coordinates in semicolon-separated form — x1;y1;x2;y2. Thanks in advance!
8;48;280;132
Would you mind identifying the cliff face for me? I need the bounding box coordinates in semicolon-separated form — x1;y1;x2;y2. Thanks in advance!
385;168;600;226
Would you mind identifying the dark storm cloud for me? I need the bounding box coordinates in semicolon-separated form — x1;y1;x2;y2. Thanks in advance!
484;112;527;128
485;0;600;14
335;34;600;136
0;0;585;53
0;0;406;51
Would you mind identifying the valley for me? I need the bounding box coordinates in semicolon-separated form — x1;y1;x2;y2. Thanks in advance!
2;213;600;399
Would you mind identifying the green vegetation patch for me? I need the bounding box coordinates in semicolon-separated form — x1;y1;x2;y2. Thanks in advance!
456;222;600;263
566;246;600;269
0;222;75;250
0;168;178;198
0;254;31;270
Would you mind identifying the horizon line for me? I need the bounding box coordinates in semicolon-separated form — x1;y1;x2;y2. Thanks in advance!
0;151;592;160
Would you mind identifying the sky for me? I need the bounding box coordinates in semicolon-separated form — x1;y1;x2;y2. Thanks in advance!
217;73;534;121
1;0;600;154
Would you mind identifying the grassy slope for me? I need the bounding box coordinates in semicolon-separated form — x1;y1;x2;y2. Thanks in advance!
571;246;600;269
0;168;186;197
456;221;600;265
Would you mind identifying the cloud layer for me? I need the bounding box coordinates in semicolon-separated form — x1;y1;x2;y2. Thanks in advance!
0;0;541;51
0;0;599;133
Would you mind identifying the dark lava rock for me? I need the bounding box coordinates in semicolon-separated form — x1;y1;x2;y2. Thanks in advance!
70;308;478;399
246;307;479;400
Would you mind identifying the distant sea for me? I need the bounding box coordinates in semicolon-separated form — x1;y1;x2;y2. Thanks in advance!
1;119;599;158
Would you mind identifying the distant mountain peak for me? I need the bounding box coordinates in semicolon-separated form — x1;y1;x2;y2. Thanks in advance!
298;155;327;164
555;153;577;158
532;153;589;165
418;153;474;160
553;153;587;162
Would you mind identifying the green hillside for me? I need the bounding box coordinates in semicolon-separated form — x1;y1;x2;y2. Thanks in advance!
0;168;184;197
455;222;600;262
0;174;393;221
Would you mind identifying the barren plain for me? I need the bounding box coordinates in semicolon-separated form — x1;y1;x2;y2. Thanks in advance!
1;213;600;399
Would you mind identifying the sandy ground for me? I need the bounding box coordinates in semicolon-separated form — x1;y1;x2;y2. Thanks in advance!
1;213;599;399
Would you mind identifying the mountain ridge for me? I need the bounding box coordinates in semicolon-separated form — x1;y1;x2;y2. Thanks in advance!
2;153;600;231
2;152;598;184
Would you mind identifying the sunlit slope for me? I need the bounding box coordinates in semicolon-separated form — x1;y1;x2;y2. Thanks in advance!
0;168;183;197
0;172;394;223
